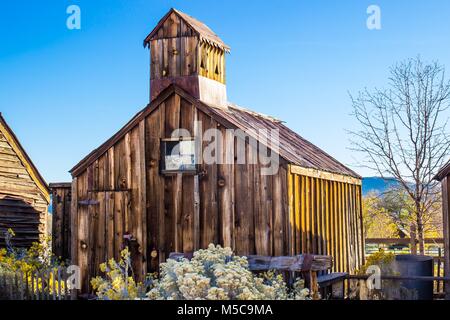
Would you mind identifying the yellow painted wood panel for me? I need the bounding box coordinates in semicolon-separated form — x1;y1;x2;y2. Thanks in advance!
287;168;363;273
294;175;301;254
287;168;295;255
300;176;306;253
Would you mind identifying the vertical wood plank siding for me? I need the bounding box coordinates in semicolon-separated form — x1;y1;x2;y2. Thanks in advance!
50;184;72;261
441;176;449;288
286;166;364;273
70;92;363;292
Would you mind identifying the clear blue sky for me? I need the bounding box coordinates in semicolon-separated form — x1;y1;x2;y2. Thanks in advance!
1;0;450;182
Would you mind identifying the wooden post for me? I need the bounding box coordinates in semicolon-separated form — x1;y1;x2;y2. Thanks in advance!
310;271;320;300
441;176;450;299
70;178;78;300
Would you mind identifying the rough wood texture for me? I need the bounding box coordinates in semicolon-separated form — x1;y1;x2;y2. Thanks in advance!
146;9;227;106
441;175;449;299
68;91;364;293
67;10;364;294
246;255;332;272
69;92;294;292
0;115;49;248
287;165;364;274
168;252;333;272
50;183;72;260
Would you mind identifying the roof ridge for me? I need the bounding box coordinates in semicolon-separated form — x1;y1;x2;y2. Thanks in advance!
70;84;361;180
227;102;283;123
144;8;230;52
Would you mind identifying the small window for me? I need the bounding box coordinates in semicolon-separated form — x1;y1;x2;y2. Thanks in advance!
161;138;197;173
200;48;208;71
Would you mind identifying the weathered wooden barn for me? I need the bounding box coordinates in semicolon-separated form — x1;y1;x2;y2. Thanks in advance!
63;9;364;292
435;161;450;298
0;113;50;248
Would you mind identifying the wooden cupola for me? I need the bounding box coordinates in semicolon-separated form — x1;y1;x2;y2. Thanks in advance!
144;8;230;108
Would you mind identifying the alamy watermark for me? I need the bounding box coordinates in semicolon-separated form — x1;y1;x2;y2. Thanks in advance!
66;5;81;30
367;5;382;30
366;265;382;290
66;265;81;290
168;121;280;176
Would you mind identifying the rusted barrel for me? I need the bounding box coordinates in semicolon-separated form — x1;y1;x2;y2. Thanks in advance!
395;255;433;300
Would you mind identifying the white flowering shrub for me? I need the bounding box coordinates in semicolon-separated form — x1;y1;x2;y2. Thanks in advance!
146;244;311;300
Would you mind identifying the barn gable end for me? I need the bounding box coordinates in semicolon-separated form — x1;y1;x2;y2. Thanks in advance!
0;114;50;247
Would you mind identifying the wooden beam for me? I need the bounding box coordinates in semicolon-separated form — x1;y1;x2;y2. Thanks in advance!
168;252;333;272
70;178;78;300
290;165;362;186
246;255;332;272
287;166;295;256
442;176;450;283
49;183;72;189
138;120;147;276
365;238;444;245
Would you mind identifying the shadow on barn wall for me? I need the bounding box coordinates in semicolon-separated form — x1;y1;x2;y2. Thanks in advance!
0;196;41;248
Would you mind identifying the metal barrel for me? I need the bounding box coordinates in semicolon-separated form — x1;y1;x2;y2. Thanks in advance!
395;255;434;300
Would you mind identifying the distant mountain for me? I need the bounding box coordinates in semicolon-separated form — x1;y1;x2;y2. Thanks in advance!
362;177;401;196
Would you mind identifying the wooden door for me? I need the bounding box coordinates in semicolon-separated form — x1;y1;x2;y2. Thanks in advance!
81;190;131;284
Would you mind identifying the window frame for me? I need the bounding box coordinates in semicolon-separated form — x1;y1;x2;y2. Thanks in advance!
160;137;198;175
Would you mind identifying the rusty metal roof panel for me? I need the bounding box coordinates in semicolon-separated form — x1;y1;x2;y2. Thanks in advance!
209;104;361;179
144;8;230;52
70;85;360;179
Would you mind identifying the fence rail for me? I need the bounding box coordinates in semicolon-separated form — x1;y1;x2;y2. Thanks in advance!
365;238;446;296
365;238;444;245
0;267;73;300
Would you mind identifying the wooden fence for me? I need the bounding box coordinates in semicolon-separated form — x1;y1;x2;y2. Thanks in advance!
0;267;73;300
434;250;446;296
365;238;444;255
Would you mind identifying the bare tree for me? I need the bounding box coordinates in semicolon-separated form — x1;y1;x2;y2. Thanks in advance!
350;57;450;254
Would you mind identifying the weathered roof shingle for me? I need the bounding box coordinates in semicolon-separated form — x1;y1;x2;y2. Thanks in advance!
144;8;230;52
70;85;360;179
209;103;361;179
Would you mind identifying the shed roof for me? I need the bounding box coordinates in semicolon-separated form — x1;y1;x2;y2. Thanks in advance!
210;104;361;179
143;8;230;52
70;85;361;179
0;113;50;203
434;160;450;181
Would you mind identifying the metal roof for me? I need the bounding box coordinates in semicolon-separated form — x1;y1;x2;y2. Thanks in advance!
209;103;361;179
70;85;361;179
144;8;230;52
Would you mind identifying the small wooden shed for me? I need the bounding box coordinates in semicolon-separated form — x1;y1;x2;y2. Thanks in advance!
66;9;364;292
0;113;50;247
435;161;450;297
